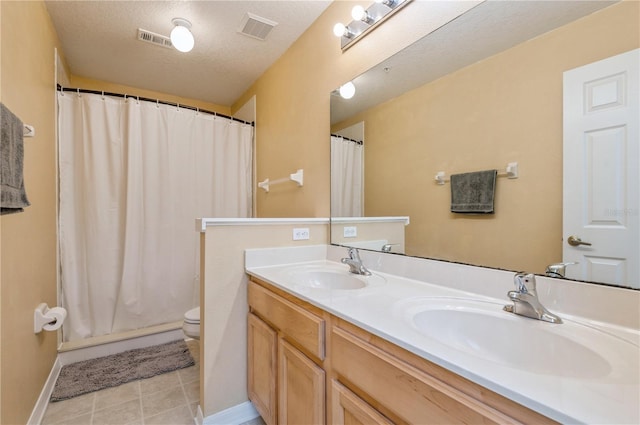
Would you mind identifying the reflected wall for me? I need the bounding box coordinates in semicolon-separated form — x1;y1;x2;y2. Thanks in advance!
332;1;639;274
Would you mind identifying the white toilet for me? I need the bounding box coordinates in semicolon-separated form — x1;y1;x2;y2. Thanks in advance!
183;307;200;340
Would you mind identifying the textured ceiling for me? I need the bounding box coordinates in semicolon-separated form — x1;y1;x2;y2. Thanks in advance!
45;1;331;107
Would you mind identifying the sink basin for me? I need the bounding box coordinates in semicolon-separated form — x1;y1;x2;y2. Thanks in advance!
394;297;636;379
285;264;385;291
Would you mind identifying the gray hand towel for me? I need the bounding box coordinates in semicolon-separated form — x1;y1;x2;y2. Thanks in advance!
450;169;497;214
1;103;30;215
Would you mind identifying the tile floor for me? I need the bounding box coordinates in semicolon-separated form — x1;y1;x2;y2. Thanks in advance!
42;340;202;425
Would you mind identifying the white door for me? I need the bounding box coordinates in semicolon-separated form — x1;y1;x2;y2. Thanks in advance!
563;49;639;288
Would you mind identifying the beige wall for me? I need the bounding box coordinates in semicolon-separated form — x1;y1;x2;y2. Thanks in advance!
0;2;62;423
69;75;231;116
333;1;639;273
200;221;328;416
233;1;481;218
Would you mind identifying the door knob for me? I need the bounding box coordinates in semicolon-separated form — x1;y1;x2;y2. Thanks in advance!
568;236;592;247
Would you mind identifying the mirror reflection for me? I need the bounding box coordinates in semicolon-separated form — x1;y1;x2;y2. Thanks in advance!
330;0;639;289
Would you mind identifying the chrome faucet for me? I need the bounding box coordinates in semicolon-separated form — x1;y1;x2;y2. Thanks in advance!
503;272;562;324
545;262;577;278
341;248;372;276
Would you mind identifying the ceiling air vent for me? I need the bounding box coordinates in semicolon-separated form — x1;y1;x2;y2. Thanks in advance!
238;13;278;41
137;28;173;49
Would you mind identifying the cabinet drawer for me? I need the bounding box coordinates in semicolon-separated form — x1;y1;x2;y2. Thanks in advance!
331;327;518;425
249;281;325;360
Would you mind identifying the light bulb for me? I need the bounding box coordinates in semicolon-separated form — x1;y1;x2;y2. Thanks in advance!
171;18;194;53
339;82;356;99
333;23;347;37
351;5;366;21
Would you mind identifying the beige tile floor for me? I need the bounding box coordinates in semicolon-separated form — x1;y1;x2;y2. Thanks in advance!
42;340;202;425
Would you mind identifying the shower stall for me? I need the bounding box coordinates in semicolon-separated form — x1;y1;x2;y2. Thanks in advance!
57;90;253;343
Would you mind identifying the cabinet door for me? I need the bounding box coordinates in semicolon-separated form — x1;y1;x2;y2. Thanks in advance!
248;313;277;425
331;380;394;425
278;337;325;424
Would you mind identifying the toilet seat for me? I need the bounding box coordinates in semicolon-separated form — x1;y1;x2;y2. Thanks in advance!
183;307;200;340
184;307;200;324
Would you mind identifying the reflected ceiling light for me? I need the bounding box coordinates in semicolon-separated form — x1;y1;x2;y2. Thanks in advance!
333;0;412;51
339;82;356;99
374;0;397;6
351;5;375;24
170;18;194;53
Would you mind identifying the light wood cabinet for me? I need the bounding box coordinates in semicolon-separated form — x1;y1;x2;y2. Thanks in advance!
331;380;393;425
248;281;327;425
247;278;557;425
278;338;325;424
331;327;516;424
247;313;277;425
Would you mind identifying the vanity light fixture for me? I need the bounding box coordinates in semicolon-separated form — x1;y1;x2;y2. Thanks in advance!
170;18;194;53
351;5;375;24
333;23;354;39
334;0;412;51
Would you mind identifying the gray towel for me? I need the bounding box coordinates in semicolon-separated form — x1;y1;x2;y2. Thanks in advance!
450;169;497;214
1;103;30;215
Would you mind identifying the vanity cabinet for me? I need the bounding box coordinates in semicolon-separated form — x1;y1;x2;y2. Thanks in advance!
248;278;557;425
248;281;326;425
331;379;394;425
247;313;277;425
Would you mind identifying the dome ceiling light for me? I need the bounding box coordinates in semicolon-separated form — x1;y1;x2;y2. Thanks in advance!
170;18;195;53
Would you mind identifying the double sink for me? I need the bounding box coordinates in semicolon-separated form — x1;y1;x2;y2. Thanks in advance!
280;262;636;380
246;256;640;423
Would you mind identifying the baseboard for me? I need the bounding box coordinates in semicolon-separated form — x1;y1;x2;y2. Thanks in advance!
27;356;62;425
202;401;260;425
58;327;184;365
195;405;205;425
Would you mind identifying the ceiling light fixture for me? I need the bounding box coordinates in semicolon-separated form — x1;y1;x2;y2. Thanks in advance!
334;0;412;51
170;18;194;53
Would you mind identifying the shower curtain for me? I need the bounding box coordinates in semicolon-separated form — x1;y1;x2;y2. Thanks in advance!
331;135;363;217
58;92;253;342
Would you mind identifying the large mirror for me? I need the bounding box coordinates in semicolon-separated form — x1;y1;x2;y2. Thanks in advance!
330;0;639;289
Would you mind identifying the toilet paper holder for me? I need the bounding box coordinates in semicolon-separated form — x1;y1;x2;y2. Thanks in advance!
34;303;66;333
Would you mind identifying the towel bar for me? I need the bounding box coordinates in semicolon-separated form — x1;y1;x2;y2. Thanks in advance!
258;169;304;193
435;162;518;185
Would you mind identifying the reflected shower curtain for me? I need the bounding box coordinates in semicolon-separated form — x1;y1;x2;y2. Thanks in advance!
331;135;363;217
58;92;253;342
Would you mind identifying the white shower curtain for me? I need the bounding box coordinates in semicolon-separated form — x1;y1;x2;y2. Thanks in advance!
331;135;363;217
58;92;253;342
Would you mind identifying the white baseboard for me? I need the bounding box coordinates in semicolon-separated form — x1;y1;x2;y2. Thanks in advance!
27;356;62;425
58;327;184;365
202;401;260;425
195;404;205;425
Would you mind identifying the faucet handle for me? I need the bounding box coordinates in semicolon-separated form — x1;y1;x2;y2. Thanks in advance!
347;247;361;260
514;272;537;294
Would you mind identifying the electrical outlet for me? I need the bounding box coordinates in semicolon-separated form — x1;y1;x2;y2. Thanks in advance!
293;228;310;240
343;226;357;238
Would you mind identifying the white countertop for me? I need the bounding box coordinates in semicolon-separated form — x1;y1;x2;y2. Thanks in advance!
245;247;640;425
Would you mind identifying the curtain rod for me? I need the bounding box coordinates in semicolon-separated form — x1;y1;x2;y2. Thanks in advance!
331;134;363;145
56;85;254;126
